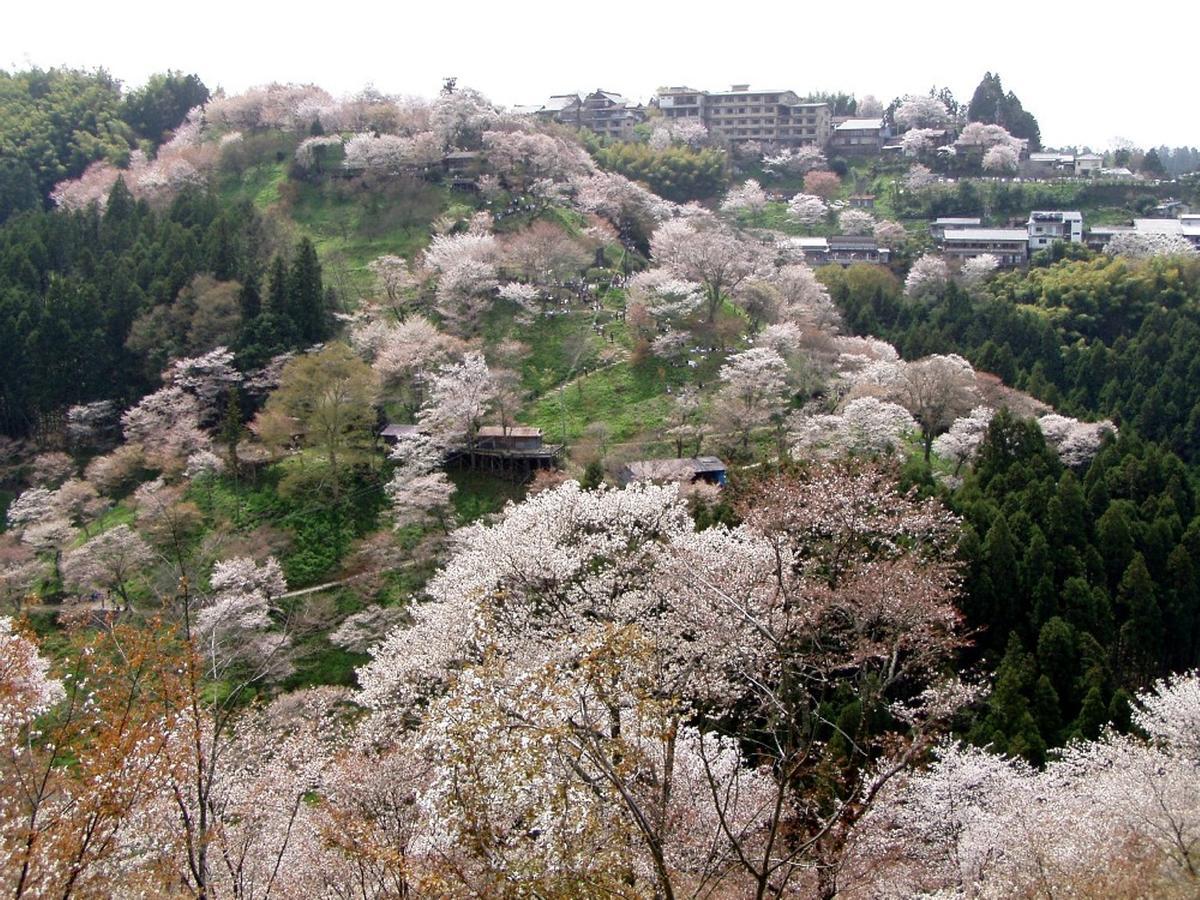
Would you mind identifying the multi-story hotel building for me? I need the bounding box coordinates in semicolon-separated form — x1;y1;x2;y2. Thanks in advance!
655;85;832;148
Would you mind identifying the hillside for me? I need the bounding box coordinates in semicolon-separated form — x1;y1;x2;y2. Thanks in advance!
2;77;1200;898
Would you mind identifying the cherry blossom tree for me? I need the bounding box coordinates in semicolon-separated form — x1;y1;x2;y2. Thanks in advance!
659;463;968;897
763;146;826;176
786;192;829;226
423;232;499;335
366;254;419;321
627;270;704;323
1037;413;1117;467
417;351;497;467
852;671;1200;898
771;262;839;330
650;219;764;321
983;143;1019;173
66;400;121;452
664;387;708;458
956;121;1021;153
858;95;884;117
803;169;842;200
193;556;292;678
897;354;979;461
900;127;944;156
838;208;876;235
482;129;591;192
121;386;210;475
904;253;951;300
570;171;674;247
904;163;936;189
932;406;995;475
894;95;950;130
720;179;768;214
959;253;1000;287
872;219;908;249
0;537;43;614
61;524;155;609
5;487;58;531
368;316;465;417
164;347;243;426
715;346;791;453
792;396;918;458
429;86;500;149
666;118;711;148
351;458;967;897
50;162;122;211
384;435;456;533
293;135;344;173
1107;231;1199;259
499;220;590;286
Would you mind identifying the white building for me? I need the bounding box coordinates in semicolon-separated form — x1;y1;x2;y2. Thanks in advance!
1075;153;1103;176
1027;211;1083;251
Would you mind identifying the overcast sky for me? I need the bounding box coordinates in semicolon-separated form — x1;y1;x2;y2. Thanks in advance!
4;0;1194;150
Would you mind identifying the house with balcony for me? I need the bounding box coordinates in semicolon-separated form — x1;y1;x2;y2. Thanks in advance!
929;217;982;241
829;118;887;155
781;236;890;267
1027;211;1084;252
524;91;645;139
938;228;1029;266
578;90;646;139
1024;152;1075;178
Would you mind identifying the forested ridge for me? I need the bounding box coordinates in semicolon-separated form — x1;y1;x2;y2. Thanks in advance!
1;69;1199;898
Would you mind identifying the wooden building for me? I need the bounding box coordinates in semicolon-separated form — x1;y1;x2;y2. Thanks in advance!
618;456;728;487
468;425;561;475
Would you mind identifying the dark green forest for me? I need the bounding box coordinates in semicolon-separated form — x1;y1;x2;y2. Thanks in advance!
823;256;1200;759
0;180;330;437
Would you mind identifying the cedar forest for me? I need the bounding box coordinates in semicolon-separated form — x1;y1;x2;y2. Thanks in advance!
2;67;1200;898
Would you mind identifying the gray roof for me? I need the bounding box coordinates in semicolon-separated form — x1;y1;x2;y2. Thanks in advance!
941;228;1029;242
834;118;884;132
541;94;581;111
622;456;727;482
478;425;542;438
934;217;982;226
829;235;882;249
1029;210;1083;222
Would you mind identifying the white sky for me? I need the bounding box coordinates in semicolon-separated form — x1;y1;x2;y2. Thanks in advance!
4;0;1195;150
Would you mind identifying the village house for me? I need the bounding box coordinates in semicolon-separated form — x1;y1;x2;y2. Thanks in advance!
442;151;485;189
929;217;983;241
937;227;1029;267
848;194;876;210
829;118;888;155
524;91;646;139
1024;152;1075;178
1086;215;1200;251
1027;211;1084;252
784;236;890;267
470;425;562;473
578;90;646;139
618;456;728;487
1075;153;1104;176
655;85;832;148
